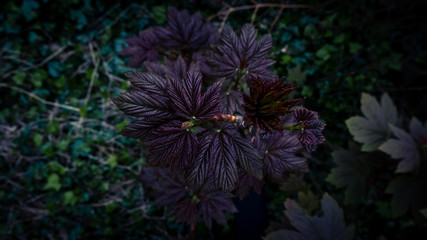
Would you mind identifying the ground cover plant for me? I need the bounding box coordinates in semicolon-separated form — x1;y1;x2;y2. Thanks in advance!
1;0;427;239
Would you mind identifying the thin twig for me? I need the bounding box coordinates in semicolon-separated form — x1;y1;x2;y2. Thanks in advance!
269;6;285;31
0;83;80;112
208;3;311;32
3;45;69;79
84;41;100;106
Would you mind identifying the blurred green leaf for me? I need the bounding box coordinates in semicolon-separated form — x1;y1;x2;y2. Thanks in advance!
349;42;362;54
32;133;43;147
287;65;307;84
12;72;26;85
48;161;67;175
63;191;78;206
152;6;166;24
106;155;118;168
44;173;61;191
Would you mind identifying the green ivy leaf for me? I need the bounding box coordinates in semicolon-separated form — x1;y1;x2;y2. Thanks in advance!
46;120;60;134
56;138;70;152
349;42;362;53
316;45;331;61
106;155;118;168
63;191;78;206
47;61;62;78
286;65;307;85
32;133;44;147
281;55;294;65
345;93;398;151
43;173;61;191
379;125;419;173
47;161;67;175
152;6;166;24
30;69;48;88
12;72;26;85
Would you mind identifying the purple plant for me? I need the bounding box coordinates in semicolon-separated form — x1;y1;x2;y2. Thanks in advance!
114;7;325;229
120;7;217;69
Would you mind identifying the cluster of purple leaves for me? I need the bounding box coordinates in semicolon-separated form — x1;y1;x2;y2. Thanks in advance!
120;7;217;71
140;167;237;228
114;7;325;228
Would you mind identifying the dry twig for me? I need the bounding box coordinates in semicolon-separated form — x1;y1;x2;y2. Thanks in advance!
208;2;312;32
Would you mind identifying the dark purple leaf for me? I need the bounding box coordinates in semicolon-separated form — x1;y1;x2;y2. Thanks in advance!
199;191;238;228
256;131;307;183
112;90;174;119
221;90;244;116
156;7;214;51
120;28;160;68
211;24;278;82
167;70;221;120
124;71;168;97
292;108;326;152
188;124;261;191
119;118;163;140
143;120;199;172
235;170;264;200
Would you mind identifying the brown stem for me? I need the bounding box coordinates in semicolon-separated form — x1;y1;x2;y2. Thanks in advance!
209;3;312;32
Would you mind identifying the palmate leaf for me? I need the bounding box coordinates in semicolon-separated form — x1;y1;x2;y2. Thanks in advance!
243;78;301;133
156;7;214;51
386;173;427;218
265;194;354;240
143;120;198;171
124;71;168;97
119;118;165;140
235;170;264;200
120;28;160;68
221;90;244;116
380;118;427;173
198;191;238;228
409;117;427;144
112;90;174;119
345;93;398;151
256;132;307;183
167;70;222;120
141;168;237;228
187;124;262;191
379;125;420;173
326;148;371;205
211;24;277;81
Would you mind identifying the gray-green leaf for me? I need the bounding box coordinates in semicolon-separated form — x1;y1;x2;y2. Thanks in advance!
345;93;398;151
379;125;419;173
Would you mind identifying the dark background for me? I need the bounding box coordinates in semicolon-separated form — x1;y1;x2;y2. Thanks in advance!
1;0;426;239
